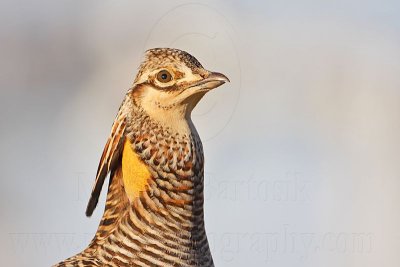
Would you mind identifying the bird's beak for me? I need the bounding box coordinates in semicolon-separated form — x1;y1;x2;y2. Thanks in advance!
179;71;229;111
204;72;230;85
188;71;230;92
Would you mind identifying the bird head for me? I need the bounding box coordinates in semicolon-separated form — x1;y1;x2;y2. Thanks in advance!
131;48;229;123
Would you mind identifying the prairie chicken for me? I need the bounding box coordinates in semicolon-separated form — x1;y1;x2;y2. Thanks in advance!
54;48;229;267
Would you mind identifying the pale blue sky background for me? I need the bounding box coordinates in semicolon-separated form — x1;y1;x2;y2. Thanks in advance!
1;1;400;266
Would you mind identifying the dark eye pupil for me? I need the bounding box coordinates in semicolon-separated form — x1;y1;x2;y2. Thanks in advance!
157;70;172;83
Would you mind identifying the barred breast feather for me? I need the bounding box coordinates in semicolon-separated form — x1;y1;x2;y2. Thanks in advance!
54;94;213;267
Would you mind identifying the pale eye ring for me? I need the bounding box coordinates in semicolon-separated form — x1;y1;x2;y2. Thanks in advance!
156;70;173;83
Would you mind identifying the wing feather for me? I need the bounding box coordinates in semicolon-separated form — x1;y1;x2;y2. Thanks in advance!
85;111;127;217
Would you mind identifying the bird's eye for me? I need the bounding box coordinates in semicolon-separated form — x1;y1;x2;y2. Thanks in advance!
156;70;173;83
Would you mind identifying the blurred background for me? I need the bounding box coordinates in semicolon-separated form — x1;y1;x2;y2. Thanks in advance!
1;1;400;266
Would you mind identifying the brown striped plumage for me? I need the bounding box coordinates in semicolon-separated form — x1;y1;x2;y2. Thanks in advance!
53;48;229;267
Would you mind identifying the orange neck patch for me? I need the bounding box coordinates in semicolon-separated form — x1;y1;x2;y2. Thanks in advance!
122;139;152;201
